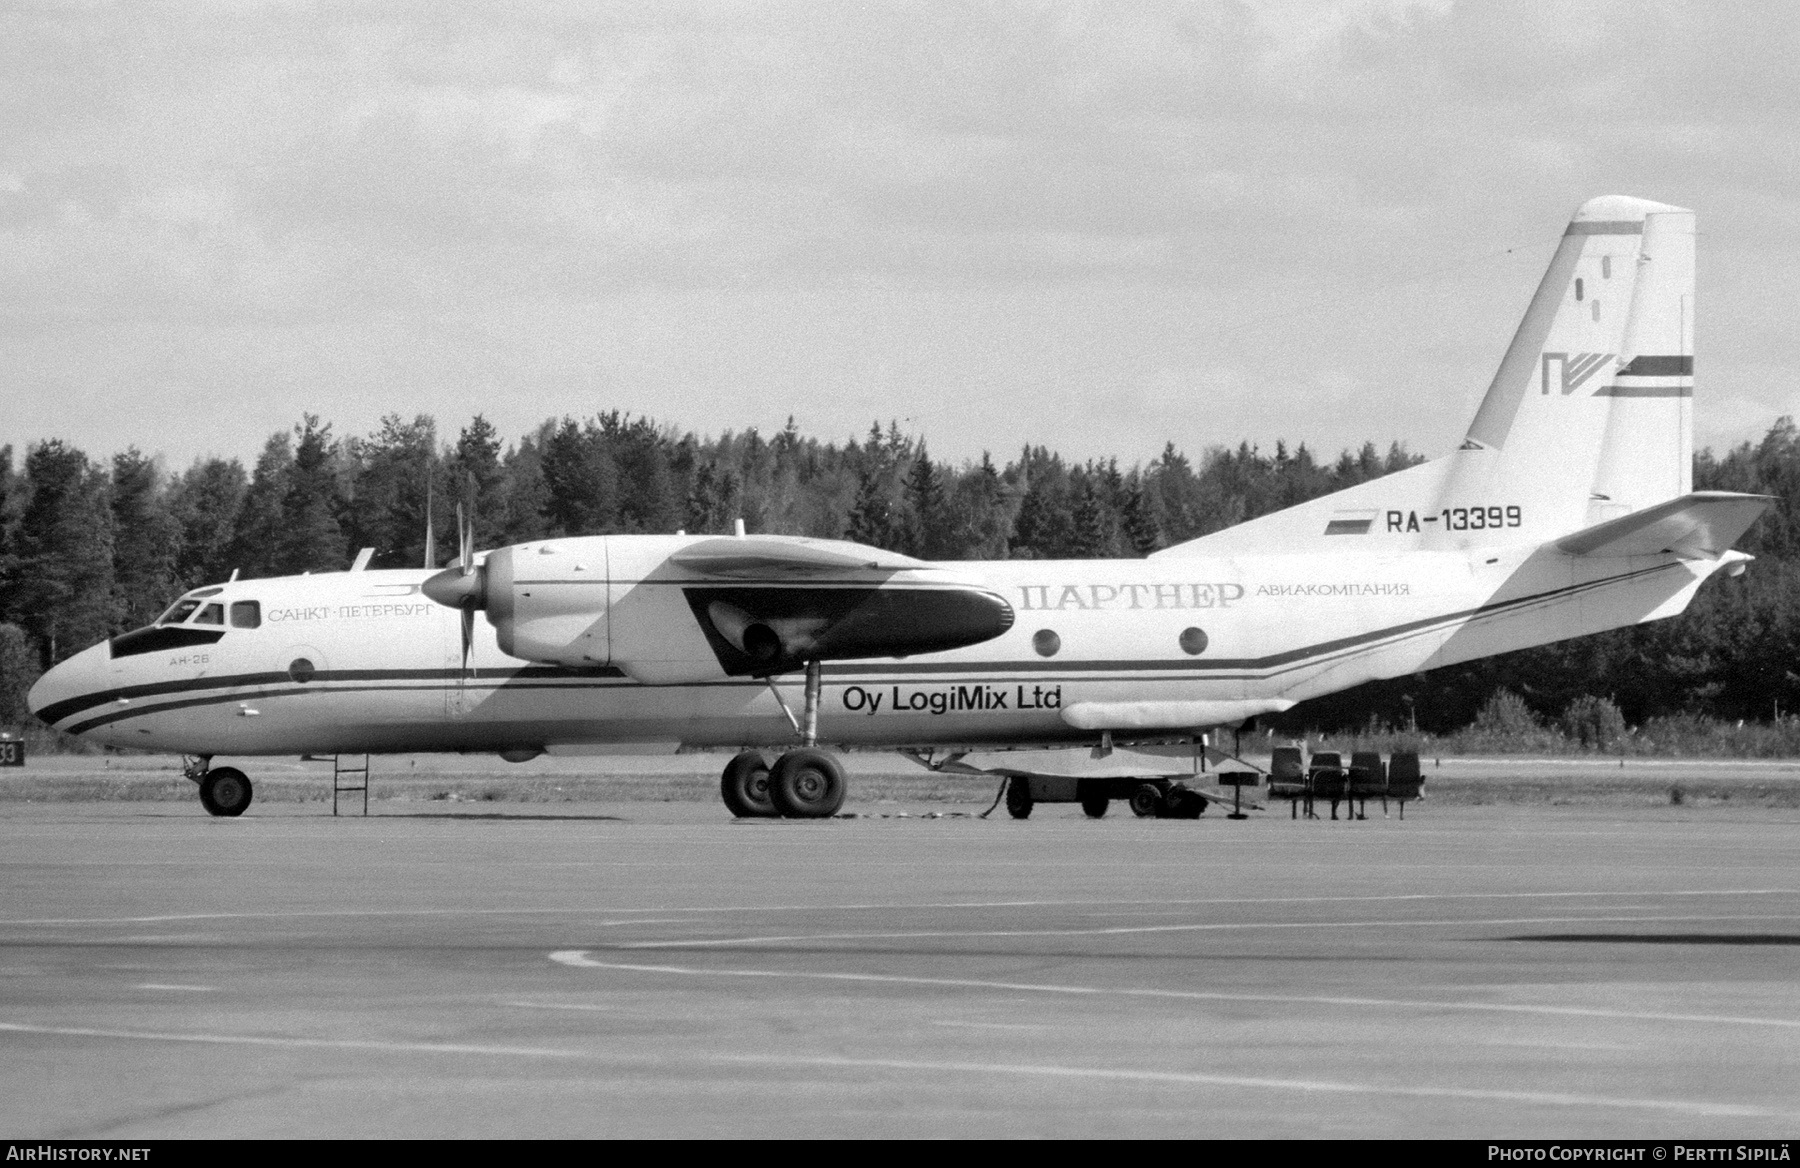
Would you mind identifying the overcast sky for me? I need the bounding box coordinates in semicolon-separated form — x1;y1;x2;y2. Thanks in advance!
3;0;1796;473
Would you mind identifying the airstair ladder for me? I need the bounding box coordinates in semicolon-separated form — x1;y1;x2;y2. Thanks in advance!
332;754;371;816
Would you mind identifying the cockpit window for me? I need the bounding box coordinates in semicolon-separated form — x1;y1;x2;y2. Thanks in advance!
194;603;224;626
229;601;261;629
158;599;204;625
155;586;227;626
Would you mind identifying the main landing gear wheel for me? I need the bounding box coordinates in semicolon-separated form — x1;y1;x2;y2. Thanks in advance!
720;751;776;818
769;749;847;819
1080;794;1109;818
199;767;253;817
1128;783;1163;818
1006;778;1034;819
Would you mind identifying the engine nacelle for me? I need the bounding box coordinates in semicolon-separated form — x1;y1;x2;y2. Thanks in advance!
481;538;613;667
448;534;1015;683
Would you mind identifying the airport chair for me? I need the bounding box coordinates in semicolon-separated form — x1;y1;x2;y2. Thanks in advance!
1348;750;1386;820
1386;751;1424;818
1308;751;1348;820
1267;746;1310;819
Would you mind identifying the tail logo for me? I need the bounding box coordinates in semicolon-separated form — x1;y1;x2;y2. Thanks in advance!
1541;352;1615;396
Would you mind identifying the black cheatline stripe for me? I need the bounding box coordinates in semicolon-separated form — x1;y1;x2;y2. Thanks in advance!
518;578;990;591
71;686;352;736
1617;355;1692;376
1595;386;1693;399
37;670;291;727
58;562;1679;735
66;676;631;735
34;664;625;728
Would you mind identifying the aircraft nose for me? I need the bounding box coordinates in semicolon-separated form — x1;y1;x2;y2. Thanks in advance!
28;643;104;731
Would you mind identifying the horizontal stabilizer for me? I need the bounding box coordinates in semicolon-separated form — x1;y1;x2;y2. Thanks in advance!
1556;492;1772;559
671;536;927;577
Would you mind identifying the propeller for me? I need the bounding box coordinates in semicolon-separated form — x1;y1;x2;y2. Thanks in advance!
423;476;484;680
458;473;475;576
422;460;436;570
456;494;475;678
456;475;477;677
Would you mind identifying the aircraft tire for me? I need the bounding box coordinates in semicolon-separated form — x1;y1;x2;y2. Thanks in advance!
769;749;847;818
199;768;253;817
1128;783;1162;818
720;751;777;818
1162;786;1205;819
1005;778;1033;819
1080;794;1109;818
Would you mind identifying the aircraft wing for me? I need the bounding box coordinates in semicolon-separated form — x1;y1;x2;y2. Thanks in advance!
1556;491;1772;559
670;535;929;577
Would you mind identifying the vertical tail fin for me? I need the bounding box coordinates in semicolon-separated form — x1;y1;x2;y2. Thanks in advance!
1588;208;1695;518
1152;195;1699;558
1454;195;1694;537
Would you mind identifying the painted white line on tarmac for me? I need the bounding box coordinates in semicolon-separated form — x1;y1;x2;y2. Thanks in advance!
550;952;1800;1031
134;984;215;992
1440;757;1800;771
0;910;695;926
0;1021;582;1058
706;1053;1790;1119
2;1010;1788;1120
615;912;1799;948
8;888;1786;927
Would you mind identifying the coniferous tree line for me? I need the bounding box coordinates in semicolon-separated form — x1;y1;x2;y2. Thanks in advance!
1;410;1796;737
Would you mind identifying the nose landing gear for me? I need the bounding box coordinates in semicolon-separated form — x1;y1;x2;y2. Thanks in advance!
184;757;254;817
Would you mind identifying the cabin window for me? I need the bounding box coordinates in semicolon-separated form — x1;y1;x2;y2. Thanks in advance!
287;658;316;683
1591;300;1600;322
1032;629;1060;657
194;603;224;626
1574;277;1584;301
1601;256;1611;279
230;601;261;629
1179;627;1209;655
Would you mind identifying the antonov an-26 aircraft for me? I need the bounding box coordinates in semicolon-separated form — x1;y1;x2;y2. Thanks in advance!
29;196;1770;819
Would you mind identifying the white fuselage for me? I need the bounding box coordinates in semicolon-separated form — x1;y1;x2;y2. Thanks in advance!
29;539;1719;757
